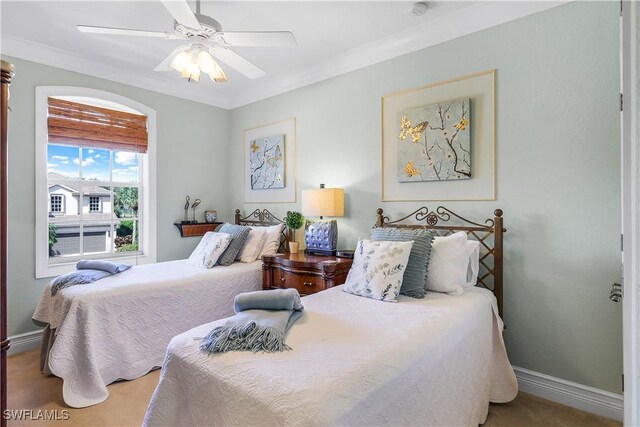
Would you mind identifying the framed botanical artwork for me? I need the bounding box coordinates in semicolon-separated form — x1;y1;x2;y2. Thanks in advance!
244;118;296;203
381;70;495;201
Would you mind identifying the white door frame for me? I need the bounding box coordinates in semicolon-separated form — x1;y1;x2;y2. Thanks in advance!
621;1;638;425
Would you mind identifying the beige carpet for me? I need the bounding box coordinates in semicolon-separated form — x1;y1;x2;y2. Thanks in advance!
7;349;621;427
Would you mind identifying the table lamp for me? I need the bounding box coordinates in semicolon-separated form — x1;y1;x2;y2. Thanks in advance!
302;184;344;256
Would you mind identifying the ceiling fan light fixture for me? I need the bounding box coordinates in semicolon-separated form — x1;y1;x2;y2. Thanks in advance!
208;61;227;83
197;50;216;74
181;61;201;83
170;50;192;72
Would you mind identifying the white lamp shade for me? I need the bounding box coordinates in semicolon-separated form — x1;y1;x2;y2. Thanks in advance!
302;188;344;217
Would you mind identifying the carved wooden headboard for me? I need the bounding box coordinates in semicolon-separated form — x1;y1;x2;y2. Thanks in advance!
235;209;289;253
375;207;506;317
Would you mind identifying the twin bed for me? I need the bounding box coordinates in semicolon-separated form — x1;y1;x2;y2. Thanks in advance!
33;206;518;425
142;207;517;426
32;209;286;408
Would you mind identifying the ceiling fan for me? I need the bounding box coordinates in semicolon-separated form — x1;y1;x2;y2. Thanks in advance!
77;0;296;83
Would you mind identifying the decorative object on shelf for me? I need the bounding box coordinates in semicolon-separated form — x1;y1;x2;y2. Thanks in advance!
182;195;191;223
204;210;218;223
284;211;304;253
381;69;495;201
244;118;296;203
191;198;201;222
302;184;344;256
397;97;471;182
249;134;285;189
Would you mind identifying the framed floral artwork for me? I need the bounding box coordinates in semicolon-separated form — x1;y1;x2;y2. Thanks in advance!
397;97;471;182
249;134;285;190
381;70;495;201
244;118;296;203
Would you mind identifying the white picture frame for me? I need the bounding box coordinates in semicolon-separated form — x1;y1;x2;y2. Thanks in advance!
244;117;296;203
381;70;495;201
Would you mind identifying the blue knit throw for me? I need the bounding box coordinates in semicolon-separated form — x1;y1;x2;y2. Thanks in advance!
50;260;132;296
200;288;304;354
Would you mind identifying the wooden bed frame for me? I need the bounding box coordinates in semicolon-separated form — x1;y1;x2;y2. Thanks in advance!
375;206;506;317
235;208;289;253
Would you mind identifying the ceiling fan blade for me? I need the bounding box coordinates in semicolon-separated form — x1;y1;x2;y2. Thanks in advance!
213;48;266;79
77;25;186;40
161;0;201;30
214;31;297;47
154;45;190;71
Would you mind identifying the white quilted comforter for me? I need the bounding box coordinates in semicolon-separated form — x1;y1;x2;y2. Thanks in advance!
32;260;263;408
144;286;518;426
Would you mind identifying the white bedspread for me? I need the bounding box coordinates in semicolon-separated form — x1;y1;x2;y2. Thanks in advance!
32;260;263;408
143;286;518;427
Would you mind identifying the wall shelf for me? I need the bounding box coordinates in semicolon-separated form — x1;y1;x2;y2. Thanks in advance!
174;222;222;237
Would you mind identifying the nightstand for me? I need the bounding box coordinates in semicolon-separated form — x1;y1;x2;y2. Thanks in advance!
262;252;353;295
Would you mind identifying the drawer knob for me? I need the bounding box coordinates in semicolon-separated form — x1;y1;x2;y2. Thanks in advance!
303;281;313;287
280;277;285;282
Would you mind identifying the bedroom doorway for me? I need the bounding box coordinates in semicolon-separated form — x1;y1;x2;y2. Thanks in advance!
620;0;639;424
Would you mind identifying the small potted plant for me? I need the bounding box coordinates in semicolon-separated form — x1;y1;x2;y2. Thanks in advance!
284;211;304;253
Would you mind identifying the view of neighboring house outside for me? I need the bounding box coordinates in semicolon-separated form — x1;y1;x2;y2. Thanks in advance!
48;172;113;256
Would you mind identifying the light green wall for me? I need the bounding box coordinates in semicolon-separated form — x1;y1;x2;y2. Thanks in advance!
228;2;622;392
5;56;230;336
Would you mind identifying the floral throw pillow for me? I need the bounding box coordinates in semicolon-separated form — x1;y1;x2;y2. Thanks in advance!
187;232;233;269
343;239;414;302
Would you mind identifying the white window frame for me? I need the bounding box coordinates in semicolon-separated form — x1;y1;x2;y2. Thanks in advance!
50;194;64;214
36;86;157;278
89;195;101;213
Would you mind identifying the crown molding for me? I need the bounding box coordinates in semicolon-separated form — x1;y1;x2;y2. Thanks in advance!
1;1;569;111
1;35;232;109
228;1;570;109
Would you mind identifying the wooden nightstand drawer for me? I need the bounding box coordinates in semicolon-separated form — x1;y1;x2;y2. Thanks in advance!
262;253;353;296
275;271;322;295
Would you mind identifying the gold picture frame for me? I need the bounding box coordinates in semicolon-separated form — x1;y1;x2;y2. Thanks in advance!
243;117;297;204
381;70;496;202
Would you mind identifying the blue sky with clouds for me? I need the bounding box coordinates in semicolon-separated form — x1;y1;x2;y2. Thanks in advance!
47;144;139;182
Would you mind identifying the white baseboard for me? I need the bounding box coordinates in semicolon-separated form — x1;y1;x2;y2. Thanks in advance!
513;366;623;422
7;330;43;356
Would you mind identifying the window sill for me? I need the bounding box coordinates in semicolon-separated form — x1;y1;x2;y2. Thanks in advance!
36;252;156;279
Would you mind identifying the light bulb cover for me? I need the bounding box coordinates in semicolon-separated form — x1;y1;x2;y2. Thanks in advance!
208;59;228;83
197;50;216;74
170;51;191;72
180;62;201;83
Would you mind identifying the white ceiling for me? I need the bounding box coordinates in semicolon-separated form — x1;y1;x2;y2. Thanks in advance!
0;1;566;109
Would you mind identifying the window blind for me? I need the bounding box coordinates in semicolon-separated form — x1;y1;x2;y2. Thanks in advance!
47;97;148;153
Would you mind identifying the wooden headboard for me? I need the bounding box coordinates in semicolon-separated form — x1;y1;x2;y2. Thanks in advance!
235;209;289;253
375;207;506;317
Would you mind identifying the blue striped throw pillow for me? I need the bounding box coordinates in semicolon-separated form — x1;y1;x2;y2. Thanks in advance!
216;224;251;266
370;227;435;298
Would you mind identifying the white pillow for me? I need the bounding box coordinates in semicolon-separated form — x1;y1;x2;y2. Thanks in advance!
425;231;468;295
236;228;267;263
343;239;414;302
464;240;481;287
187;232;232;269
254;223;285;257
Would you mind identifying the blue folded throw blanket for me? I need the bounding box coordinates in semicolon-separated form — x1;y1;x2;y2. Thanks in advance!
50;260;132;296
200;288;304;354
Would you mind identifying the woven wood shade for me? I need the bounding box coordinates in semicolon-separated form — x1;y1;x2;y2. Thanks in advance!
47;97;148;153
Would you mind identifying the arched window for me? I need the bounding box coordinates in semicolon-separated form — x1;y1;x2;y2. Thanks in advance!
35;87;157;278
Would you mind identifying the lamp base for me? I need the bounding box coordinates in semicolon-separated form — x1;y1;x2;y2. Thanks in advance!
304;219;338;256
304;249;337;257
